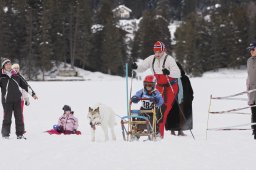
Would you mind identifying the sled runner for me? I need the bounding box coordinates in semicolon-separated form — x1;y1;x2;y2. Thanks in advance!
121;98;158;141
46;129;81;135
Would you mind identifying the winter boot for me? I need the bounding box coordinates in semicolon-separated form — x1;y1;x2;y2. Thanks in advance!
171;130;176;136
155;133;162;141
178;130;186;136
17;135;27;140
2;136;9;139
253;129;256;140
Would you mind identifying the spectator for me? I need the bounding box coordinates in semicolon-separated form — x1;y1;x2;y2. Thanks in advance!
0;58;38;139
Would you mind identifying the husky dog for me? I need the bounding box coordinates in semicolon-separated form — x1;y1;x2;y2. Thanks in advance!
87;103;116;142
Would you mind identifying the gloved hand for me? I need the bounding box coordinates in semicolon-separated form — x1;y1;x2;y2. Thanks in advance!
131;96;140;103
149;96;159;104
32;92;38;100
131;62;138;70
162;68;170;75
25;98;30;106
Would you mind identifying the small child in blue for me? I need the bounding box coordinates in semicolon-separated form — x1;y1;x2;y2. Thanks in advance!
131;75;163;109
131;75;163;137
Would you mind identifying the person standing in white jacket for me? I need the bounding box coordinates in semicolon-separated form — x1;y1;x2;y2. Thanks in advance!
131;41;181;138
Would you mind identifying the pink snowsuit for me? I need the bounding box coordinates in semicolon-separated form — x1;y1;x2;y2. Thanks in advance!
58;114;78;132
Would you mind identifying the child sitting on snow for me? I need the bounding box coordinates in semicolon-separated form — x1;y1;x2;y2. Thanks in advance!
53;105;79;134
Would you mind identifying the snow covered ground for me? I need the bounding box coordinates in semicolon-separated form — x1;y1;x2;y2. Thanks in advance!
0;69;255;170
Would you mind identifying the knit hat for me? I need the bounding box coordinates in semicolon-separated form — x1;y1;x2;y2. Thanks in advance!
153;41;166;52
247;41;256;52
62;105;71;112
1;58;11;68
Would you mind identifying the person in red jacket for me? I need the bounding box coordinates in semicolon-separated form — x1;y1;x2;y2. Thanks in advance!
131;41;181;138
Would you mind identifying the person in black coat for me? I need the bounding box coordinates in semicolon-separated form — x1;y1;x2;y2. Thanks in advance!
0;58;38;139
165;62;194;136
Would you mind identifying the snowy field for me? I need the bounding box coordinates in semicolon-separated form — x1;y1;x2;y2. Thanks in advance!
0;69;256;170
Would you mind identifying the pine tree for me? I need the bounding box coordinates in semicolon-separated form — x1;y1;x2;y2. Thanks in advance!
73;0;93;69
0;1;19;59
181;0;197;20
131;9;171;60
37;0;53;80
23;0;45;79
0;1;7;57
246;2;256;43
175;12;205;76
155;0;172;21
49;0;68;65
227;4;249;68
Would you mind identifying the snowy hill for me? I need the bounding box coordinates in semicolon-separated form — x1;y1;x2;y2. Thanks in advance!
0;68;255;170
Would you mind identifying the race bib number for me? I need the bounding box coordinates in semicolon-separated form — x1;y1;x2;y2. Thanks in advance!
142;100;154;109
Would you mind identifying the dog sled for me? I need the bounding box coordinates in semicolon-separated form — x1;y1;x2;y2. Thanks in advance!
121;98;159;141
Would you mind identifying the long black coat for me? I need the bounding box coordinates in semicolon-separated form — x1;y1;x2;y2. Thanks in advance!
165;63;194;131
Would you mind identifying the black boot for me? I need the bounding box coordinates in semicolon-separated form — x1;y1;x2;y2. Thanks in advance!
17;135;27;140
178;130;186;136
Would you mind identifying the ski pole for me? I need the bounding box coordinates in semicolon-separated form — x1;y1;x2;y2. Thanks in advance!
125;63;129;116
165;75;195;140
128;64;135;135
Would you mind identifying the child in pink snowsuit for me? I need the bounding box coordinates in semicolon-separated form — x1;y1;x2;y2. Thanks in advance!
54;105;79;134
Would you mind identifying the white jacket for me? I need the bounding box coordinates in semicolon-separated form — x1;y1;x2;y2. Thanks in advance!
136;53;181;78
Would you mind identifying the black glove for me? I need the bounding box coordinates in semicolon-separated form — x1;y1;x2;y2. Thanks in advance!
131;96;140;103
131;62;138;70
162;68;170;75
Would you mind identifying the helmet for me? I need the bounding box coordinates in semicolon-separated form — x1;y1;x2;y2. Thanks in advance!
143;75;156;92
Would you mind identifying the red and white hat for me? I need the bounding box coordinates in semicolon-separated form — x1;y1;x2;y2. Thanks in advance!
153;41;166;52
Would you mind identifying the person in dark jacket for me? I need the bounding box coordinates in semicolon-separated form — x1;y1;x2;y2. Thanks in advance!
165;62;194;136
0;58;38;139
